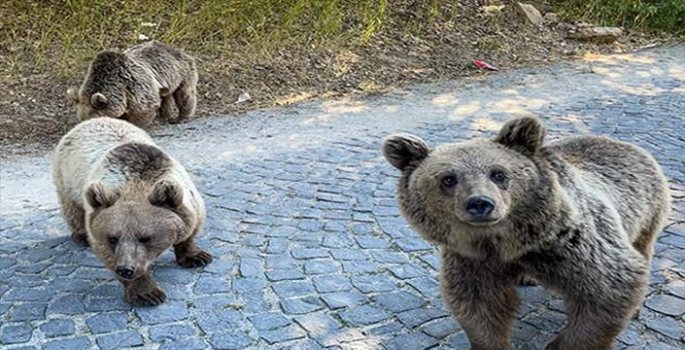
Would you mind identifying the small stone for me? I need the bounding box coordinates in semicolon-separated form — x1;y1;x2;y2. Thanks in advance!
351;275;396;293
339;305;390;326
272;281;316;299
304;260;338;274
260;324;306;344
645;294;685;316
321;290;369;309
249;312;291;331
375;291;426;313
148;324;196;342
646;317;684;339
515;2;543;26
294;313;342;335
397;308;450;328
10;303;47;322
136;300;190;325
568;27;623;44
209;332;254;349
43;337;91;350
281;297;324;315
421;317;460;338
196;309;243;333
385;332;438;350
159;339;208;350
313;275;351;293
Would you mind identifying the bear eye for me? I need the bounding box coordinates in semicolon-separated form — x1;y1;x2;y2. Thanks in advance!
490;171;506;183
138;237;151;244
441;175;458;188
108;236;118;245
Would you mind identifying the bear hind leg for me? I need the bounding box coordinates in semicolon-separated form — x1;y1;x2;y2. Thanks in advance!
158;95;175;121
174;238;212;268
172;84;196;123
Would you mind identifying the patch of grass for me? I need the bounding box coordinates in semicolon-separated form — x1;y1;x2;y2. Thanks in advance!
0;0;455;76
553;0;685;34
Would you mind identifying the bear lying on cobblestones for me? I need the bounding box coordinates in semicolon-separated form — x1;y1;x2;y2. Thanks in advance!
67;40;198;127
52;117;211;306
383;116;670;350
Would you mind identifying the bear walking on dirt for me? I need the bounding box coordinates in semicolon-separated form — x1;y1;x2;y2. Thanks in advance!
67;40;198;127
52;117;211;306
382;116;670;350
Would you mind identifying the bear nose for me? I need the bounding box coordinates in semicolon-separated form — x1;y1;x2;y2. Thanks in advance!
115;266;135;279
465;196;495;217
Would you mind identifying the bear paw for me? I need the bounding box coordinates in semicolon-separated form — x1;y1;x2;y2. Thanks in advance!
125;283;167;306
177;250;213;268
71;232;90;247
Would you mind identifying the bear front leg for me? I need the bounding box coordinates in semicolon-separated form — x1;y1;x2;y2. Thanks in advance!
122;273;167;306
441;250;521;350
174;238;212;268
172;84;196;123
543;248;649;350
58;196;89;246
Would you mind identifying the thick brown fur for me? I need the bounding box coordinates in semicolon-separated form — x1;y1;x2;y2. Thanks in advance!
52;118;211;306
382;116;670;350
67;40;198;127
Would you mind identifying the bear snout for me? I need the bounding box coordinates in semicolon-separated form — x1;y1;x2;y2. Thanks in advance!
115;265;136;279
464;196;496;220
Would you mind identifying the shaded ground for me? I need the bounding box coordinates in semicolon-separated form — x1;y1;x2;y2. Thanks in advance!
0;45;684;349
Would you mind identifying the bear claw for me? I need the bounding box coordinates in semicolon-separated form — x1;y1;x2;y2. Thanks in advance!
177;250;213;268
126;286;167;306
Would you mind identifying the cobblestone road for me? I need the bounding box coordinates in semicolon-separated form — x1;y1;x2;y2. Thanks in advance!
1;46;684;350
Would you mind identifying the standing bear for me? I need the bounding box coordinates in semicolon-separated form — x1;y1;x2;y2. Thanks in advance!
382;116;670;350
52;117;211;306
67;40;198;127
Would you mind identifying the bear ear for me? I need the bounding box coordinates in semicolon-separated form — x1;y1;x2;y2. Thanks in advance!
85;181;119;210
382;133;431;171
66;87;80;103
149;180;184;209
494;116;546;157
91;93;109;110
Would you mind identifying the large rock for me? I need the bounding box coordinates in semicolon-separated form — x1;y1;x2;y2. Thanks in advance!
568;27;623;43
515;2;543;26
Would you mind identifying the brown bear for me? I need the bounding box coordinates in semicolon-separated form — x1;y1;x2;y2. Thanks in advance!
52;117;211;306
67;40;198;128
382;116;670;350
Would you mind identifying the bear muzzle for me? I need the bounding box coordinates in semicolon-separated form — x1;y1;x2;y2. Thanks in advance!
464;196;497;223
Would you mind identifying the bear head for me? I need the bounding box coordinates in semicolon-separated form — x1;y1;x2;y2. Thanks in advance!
382;116;547;252
85;179;187;280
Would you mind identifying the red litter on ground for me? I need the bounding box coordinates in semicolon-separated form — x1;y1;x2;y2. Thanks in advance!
473;60;500;71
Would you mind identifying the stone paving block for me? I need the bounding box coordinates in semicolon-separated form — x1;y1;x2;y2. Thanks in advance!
294;313;342;336
313;275;352;293
240;258;265;277
196;309;244;333
96;330;144;350
266;270;306;281
395;237;435;252
2;288;52;302
209;332;255;349
407;277;440;298
338;305;390;326
281;297;325;315
273;281;316;298
86;312;129;334
193;275;232;294
341;260;380;274
645;317;684;339
249;312;291;331
10;302;47;322
1;323;33;345
149;324;197;342
397;308;451;328
48;294;87;314
159;338;208;350
375;291;426;313
260;324;307;344
39;319;75;338
330;249;368;261
350;275;397;293
43;337;91;350
321;290;369;310
136;300;190;325
420;317;460;339
279;339;324;350
292;249;329;260
304;260;338;274
385;332;439;350
645;294;685;316
312;327;365;347
387;263;430;280
664;280;685;299
233;277;267;294
370;250;411;264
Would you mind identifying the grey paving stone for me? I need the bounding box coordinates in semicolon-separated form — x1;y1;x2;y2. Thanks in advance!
645;317;684;339
48;294;87;314
2;288;52;302
149;324;197;342
339;305;390;326
312;327;365;347
330;249;368;261
292;249;329;260
1;323;33;344
193;275;232;294
351;275;397;293
664;280;685;299
341;260;381;274
209;331;255;349
260;324;307;344
294;313;342;335
421;317;460;339
136;300;190;325
40;319;76;338
43;337;91;350
321;290;369;309
385;332;438;350
240;258;265;277
196;309;244;333
375;291;426;312
10;302;47;322
233;277;267;294
96;330;144;350
266;270;306;281
313;275;352;293
281;297;325;315
86;312;128;334
397;308;451;328
159;338;208;350
387;263;430;279
645;294;685;317
272;281;316;299
304;260;338;274
249;312;291;331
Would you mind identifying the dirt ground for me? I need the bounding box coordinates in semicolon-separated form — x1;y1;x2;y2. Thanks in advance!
0;2;672;155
